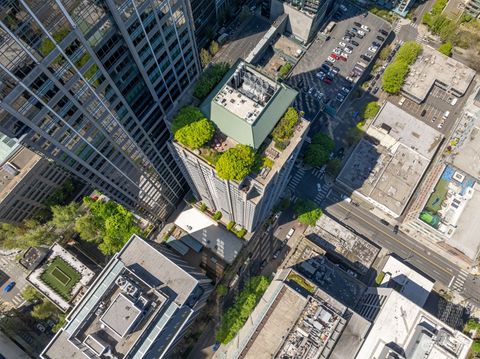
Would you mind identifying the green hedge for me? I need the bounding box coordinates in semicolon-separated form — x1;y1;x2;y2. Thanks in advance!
216;145;255;181
40;257;81;300
278;62;292;79
216;276;270;344
194;63;230;100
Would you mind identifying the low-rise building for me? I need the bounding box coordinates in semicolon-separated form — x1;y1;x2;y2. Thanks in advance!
356;288;472;359
41;234;213;359
401;45;475;104
337;102;443;219
171;60;308;232
0;133;68;224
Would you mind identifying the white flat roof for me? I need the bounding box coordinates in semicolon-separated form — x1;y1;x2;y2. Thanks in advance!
174;208;244;264
357;290;471;359
381;256;434;307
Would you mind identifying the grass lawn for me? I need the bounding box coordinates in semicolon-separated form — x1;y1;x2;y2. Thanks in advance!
287;272;315;294
40;257;81;300
425;179;449;214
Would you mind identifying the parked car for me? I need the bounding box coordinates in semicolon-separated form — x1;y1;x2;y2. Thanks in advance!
421;109;427;117
379;29;389;36
333;47;342;55
356;33;364;39
339;4;348;12
377;35;385;41
326;56;336;63
443;110;450;119
272;249;281;260
346;76;354;83
360;54;371;62
380;219;390;226
358;30;365;36
286;228;295;239
353;21;361;27
343;47;352;54
336;147;345;158
336;93;345;102
372;41;381;47
341;86;350;94
3;281;15;293
342;36;351;41
35;323;46;333
351;27;358;33
339;41;346;47
361;24;370;32
323;77;333;84
368;46;378;53
331;53;340;60
339;54;348;61
450;97;458;106
372;86;379;94
316;71;326;80
351;40;359;46
321;63;331;72
213;343;221;352
393;225;399;234
398;96;406;106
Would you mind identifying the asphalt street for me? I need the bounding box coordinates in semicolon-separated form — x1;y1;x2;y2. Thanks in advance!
0;254;28;308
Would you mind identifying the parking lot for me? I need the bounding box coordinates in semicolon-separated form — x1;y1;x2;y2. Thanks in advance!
390;84;473;136
288;3;392;117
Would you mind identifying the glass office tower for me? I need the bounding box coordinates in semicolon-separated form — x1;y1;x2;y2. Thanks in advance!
0;0;201;223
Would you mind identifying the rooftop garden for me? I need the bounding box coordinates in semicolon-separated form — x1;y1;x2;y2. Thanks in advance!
216;145;256;181
216;276;270;344
172;106;215;149
287;272;315;294
382;41;422;94
40;257;81;300
194;62;230;100
272;107;301;150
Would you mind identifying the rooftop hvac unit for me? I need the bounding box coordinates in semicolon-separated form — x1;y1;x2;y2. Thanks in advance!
3;162;20;176
115;276;127;288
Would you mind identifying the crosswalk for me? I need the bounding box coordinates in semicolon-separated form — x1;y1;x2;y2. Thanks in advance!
287;167;306;192
314;185;332;205
393;22;402;33
449;269;469;293
311;168;325;179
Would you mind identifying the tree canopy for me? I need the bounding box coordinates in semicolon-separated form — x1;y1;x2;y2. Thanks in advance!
76;197;142;255
294;199;323;226
194;62;230;100
362;101;380;119
438;42;453;56
303;133;334;167
21;285;42;302
174;118;215;149
395;41;423;64
216;145;255;181
216;276;270;344
31;300;58;320
171;106;204;134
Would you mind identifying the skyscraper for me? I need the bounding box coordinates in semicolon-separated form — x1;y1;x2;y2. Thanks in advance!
0;0;201;223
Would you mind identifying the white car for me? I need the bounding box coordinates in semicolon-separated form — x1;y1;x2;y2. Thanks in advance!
361;24;370;32
316;71;325;80
443;110;450;119
450;97;458;106
438;121;444;129
343;47;352;54
368;46;378;53
327;56;336;63
333;47;342;55
398;97;406;106
357;30;365;36
339;41;346;47
286;228;295;239
346;76;354;83
341;52;349;59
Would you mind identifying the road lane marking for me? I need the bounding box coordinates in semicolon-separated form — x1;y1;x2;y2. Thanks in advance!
448;276;455;288
336;203;453;280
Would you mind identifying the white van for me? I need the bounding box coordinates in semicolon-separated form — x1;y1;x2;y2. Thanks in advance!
286;228;295;239
443;110;450;119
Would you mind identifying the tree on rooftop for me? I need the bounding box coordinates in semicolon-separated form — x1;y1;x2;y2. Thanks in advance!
200;48;212;67
171;106;205;134
216;145;255;181
294;199;322;226
174;118;215;149
194;62;230;100
272;107;299;144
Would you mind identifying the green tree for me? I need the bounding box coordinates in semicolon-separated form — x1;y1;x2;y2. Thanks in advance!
378;46;391;61
75;214;101;243
209;41;219;56
50;202;81;233
200;48;212;68
174;118;215;149
346;126;365;145
438;42;453;56
31;300;58;320
326;159;342;177
52;314;66;333
362;101;380;119
213;211;222;220
294;199;322;226
277;62;292;79
311;133;334;152
171;106;205;133
303;144;329;167
217;284;228;297
381;60;409;93
216;145;255;181
194;62;230;100
395;41;422;64
21;285;42;302
272;107;300;143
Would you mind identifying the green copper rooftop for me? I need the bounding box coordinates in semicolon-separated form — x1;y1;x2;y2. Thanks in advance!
0;132;20;164
200;60;298;150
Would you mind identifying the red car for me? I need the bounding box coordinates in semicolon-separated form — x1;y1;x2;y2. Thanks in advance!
339;55;347;61
330;53;340;60
323;77;333;84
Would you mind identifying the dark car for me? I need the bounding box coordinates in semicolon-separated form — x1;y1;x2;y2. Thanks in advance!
351;40;359;46
323;77;333;84
346;45;354;51
372;87;379;94
356;33;364;39
336;147;345;158
333;66;340;72
377;35;385;41
354;22;361;27
379;29;389;36
380;219;390;226
351;27;358;33
360;54;371;62
393;225;399;234
372;41;381;47
421;109;427;117
321;63;331;72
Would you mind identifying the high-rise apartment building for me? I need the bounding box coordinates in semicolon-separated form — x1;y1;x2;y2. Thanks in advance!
0;0;201;223
0;132;68;224
171;61;308;232
189;0;218;48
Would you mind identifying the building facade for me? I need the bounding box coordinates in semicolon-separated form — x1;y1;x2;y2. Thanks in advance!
0;0;201;223
0;132;68;224
171;61;307;232
466;0;480;18
189;0;218;48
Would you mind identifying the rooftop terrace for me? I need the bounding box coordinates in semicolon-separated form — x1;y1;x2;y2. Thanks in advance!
402;45;475;103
